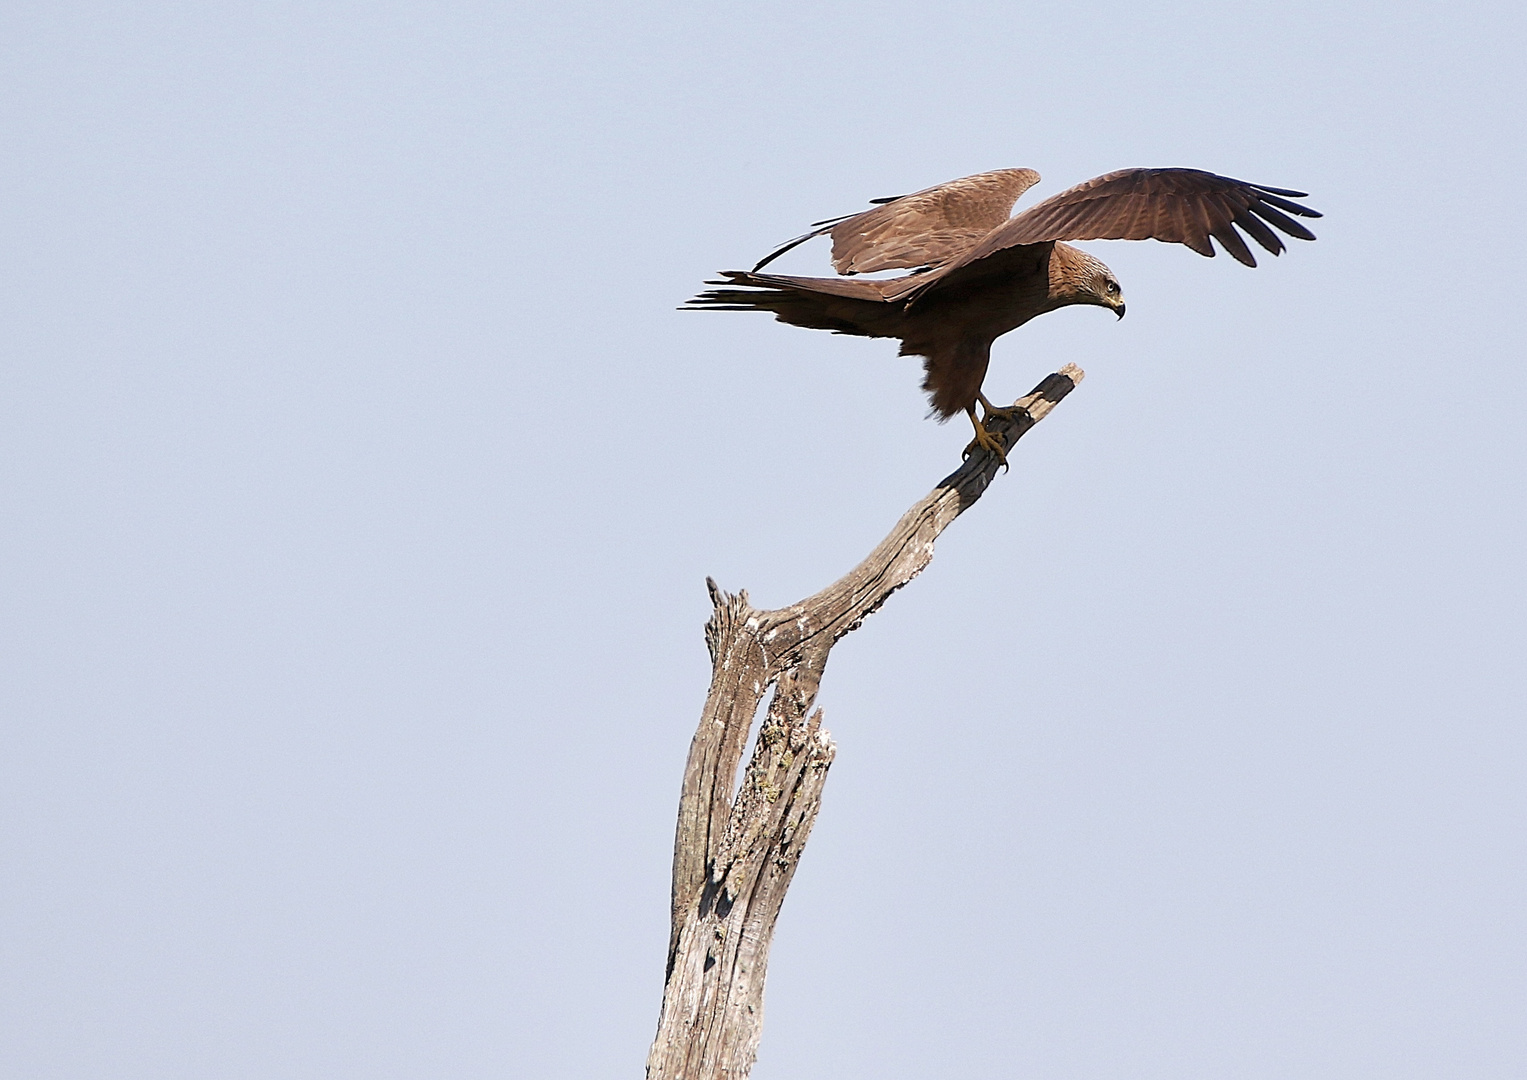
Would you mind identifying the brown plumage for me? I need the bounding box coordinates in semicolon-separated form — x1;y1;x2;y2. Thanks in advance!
686;167;1320;452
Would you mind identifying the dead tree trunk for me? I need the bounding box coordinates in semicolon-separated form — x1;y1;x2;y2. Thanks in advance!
646;365;1084;1080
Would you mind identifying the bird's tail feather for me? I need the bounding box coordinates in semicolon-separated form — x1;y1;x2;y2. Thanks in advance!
683;271;903;339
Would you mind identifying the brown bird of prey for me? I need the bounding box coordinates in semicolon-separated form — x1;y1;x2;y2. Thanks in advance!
685;167;1320;462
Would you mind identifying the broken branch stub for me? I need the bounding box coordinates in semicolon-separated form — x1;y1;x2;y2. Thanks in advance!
647;364;1084;1080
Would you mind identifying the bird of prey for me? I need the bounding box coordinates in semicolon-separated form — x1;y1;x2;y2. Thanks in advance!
685;167;1320;462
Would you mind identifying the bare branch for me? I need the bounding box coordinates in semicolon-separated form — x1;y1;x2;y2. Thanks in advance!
648;364;1084;1080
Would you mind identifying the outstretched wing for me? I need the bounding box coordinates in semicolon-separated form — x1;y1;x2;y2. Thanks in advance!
958;168;1322;269
752;168;1042;275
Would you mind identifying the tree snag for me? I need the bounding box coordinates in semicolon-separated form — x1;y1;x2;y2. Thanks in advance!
646;364;1084;1080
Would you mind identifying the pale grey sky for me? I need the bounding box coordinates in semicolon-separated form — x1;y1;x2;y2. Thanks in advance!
2;2;1523;1078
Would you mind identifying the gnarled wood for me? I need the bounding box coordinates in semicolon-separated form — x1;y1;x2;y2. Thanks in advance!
647;364;1084;1080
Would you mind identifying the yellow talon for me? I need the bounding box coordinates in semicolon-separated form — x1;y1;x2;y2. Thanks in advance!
962;405;1010;470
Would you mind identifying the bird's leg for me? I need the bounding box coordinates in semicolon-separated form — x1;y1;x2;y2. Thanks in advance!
976;391;1024;425
962;404;1010;471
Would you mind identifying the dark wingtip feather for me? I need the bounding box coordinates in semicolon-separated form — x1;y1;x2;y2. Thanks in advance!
755;199;901;269
1251;187;1323;219
1249;183;1309;198
1210;223;1258;267
1181;231;1216;258
1233;209;1287;256
1249;201;1319;241
752;229;827;273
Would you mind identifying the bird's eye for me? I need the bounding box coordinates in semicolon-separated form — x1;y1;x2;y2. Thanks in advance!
1106;281;1119;294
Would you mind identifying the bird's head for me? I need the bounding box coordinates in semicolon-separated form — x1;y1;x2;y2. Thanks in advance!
1079;253;1126;319
1054;246;1126;319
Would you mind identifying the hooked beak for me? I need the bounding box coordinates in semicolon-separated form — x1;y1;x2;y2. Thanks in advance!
1114;303;1126;320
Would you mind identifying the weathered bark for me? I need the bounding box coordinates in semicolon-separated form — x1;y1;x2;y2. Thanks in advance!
647;364;1084;1080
